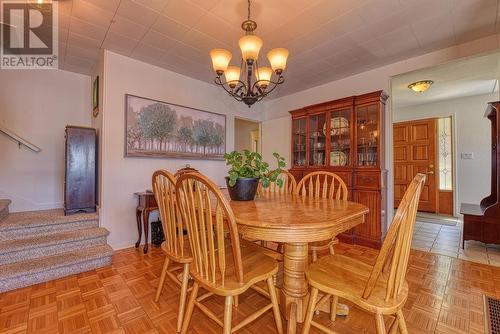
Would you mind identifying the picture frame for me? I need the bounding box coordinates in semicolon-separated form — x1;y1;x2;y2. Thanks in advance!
92;76;99;117
125;94;226;160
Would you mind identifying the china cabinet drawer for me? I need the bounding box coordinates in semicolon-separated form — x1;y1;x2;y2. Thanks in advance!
354;172;380;190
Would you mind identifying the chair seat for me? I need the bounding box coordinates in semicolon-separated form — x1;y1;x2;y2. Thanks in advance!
161;238;193;263
190;242;279;296
305;254;408;314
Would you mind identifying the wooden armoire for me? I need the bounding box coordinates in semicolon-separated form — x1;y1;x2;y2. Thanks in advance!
64;126;97;215
289;91;388;248
461;101;500;246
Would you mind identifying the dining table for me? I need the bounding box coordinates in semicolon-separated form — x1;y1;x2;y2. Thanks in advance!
227;192;369;334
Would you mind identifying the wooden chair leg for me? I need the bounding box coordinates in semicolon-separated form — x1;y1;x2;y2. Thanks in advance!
234;295;239;308
155;257;170;302
267;277;284;334
312;250;318;263
176;263;190;333
330;295;338;321
301;287;318;334
223;296;233;334
397;310;408;334
388;316;398;334
180;282;199;334
375;313;386;334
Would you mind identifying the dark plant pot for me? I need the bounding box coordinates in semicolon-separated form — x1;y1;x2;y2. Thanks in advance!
225;177;259;201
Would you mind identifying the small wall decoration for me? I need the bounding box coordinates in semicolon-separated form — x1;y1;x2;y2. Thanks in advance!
92;76;99;117
125;94;226;159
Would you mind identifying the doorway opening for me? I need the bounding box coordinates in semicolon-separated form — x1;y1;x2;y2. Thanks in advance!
391;51;500;224
234;118;261;153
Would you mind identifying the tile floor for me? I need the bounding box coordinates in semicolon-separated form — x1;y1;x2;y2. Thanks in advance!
411;220;500;266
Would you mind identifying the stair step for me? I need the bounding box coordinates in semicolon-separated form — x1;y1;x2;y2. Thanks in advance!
0;209;98;240
0;199;11;222
0;227;109;265
0;245;114;293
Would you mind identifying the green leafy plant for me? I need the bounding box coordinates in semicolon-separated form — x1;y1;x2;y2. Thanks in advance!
224;150;286;188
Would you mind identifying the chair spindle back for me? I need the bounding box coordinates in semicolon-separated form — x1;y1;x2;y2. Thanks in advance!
362;173;426;301
261;170;297;195
296;171;348;200
152;170;186;258
175;172;243;286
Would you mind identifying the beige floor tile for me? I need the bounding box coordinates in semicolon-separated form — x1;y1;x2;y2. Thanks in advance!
430;249;458;258
488;259;500;268
487;253;500;262
414;234;437;241
434;239;460;247
431;243;459;252
421;222;442;229
458;254;489;265
412;245;432;252
460;249;487;258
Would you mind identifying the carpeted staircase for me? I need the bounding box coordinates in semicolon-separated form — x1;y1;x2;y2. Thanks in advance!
0;201;113;292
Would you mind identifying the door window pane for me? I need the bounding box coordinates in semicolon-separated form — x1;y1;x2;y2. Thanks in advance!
438;117;453;190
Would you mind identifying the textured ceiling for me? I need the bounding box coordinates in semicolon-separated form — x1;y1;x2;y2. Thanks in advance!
392;51;500;108
57;0;500;98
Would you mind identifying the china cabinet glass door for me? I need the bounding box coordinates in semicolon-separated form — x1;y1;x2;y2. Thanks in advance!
292;118;306;166
308;113;326;166
356;104;379;166
329;108;351;167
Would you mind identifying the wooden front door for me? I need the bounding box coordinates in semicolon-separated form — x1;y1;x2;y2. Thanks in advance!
393;119;437;212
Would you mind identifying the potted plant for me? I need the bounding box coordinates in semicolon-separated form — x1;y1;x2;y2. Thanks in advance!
224;150;286;201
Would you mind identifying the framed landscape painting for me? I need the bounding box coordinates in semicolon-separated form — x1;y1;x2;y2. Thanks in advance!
125;94;226;159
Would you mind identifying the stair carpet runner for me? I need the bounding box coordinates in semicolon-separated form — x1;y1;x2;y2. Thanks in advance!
0;201;113;293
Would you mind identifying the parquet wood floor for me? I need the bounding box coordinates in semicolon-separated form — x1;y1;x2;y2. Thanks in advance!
0;242;497;334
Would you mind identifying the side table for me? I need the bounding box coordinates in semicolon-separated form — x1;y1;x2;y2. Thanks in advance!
134;191;158;254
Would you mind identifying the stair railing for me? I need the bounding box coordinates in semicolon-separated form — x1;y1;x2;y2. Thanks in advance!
0;125;41;153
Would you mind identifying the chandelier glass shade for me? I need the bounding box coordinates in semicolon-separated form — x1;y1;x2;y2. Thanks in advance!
209;0;289;107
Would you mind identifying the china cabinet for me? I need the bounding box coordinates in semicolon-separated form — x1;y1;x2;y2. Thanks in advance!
289;91;388;248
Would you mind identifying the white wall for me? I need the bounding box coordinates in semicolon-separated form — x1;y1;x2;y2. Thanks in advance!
0;70;91;212
100;51;264;249
394;93;496;208
261;33;500;225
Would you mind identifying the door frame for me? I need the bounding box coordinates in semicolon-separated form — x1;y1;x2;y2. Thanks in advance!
234;116;262;154
392;114;458;217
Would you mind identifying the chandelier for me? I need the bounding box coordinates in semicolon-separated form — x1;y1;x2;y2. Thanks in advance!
209;0;289;107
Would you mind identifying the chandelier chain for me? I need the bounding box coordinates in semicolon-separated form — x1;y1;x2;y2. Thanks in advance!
247;0;251;21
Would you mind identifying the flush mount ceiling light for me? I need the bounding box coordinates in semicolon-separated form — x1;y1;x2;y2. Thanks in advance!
408;80;434;93
209;0;289;107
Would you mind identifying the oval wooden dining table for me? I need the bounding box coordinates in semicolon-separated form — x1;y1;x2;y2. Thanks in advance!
226;192;369;334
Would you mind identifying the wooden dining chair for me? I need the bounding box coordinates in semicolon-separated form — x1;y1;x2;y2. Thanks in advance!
176;172;283;334
260;170;297;195
152;170;193;333
295;171;348;262
301;173;426;334
257;170;297;252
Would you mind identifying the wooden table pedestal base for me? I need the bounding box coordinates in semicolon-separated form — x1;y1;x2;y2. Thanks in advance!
278;242;349;334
